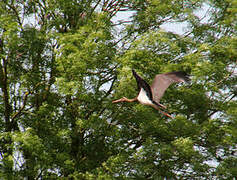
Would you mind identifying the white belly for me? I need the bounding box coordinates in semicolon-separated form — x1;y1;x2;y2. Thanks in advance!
137;88;153;105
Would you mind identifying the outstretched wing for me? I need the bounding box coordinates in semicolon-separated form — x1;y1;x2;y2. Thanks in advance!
151;71;190;102
132;69;153;100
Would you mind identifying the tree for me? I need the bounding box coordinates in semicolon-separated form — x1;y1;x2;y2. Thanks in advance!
0;0;236;179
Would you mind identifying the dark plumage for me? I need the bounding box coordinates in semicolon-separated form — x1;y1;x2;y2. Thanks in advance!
113;69;190;118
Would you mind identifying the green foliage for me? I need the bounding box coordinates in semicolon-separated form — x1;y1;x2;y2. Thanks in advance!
0;0;236;179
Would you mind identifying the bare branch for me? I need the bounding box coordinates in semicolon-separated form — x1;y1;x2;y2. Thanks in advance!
90;0;102;16
11;91;30;121
11;82;43;121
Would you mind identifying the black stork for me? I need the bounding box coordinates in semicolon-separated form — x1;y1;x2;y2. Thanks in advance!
112;69;190;118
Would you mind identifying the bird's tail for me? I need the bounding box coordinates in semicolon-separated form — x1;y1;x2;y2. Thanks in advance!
152;100;167;109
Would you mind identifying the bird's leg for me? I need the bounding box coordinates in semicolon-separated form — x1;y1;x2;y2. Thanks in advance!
151;104;173;119
112;97;137;103
160;109;173;119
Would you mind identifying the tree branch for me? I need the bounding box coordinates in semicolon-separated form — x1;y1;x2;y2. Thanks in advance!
11;82;43;122
11;91;31;122
1;57;12;131
6;2;23;27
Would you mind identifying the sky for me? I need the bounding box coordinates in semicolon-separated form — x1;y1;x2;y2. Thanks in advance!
112;3;211;35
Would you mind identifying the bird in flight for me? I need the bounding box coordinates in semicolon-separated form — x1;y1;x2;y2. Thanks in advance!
112;69;190;118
